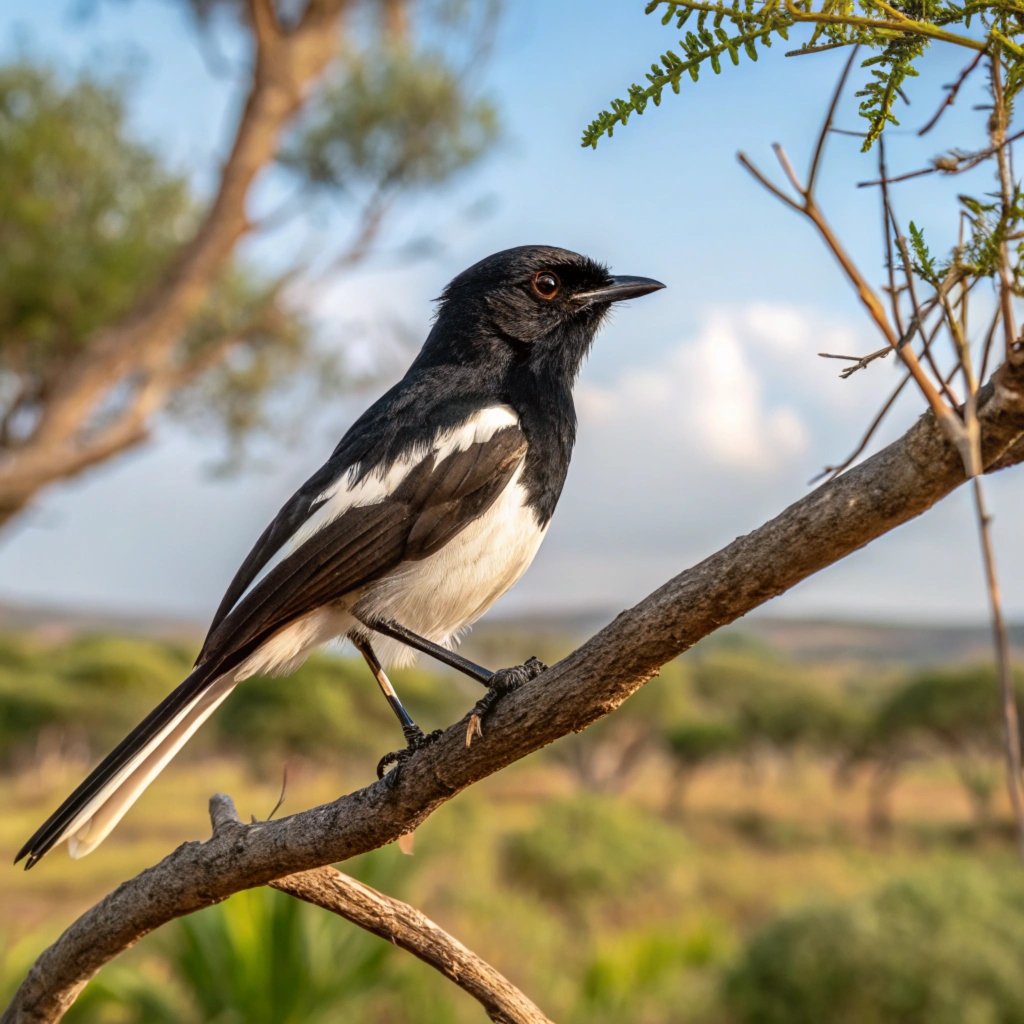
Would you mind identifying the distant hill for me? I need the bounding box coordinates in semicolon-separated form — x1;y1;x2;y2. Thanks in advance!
466;611;1024;668
0;599;202;643
1;599;1019;668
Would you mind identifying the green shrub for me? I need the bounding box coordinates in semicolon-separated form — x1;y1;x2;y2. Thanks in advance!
501;795;688;917
724;864;1024;1024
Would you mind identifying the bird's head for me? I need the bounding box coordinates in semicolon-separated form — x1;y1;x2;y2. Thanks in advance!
421;245;665;383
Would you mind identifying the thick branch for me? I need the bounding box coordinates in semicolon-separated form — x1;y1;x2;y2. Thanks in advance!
0;378;167;527
6;360;1024;1024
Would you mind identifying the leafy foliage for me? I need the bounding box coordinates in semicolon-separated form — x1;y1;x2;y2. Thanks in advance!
0;64;191;367
690;648;856;753
501;794;690;917
7;628;1024;1021
582;0;1023;149
282;52;498;197
65;859;422;1024
582;0;791;147
0;64;308;454
0;8;502;516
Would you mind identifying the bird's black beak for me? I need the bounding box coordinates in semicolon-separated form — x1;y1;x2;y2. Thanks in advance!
573;275;666;307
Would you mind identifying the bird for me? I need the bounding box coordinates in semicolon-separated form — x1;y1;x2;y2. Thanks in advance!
15;244;664;869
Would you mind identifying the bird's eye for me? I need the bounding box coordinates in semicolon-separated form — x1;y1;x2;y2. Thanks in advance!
531;271;560;301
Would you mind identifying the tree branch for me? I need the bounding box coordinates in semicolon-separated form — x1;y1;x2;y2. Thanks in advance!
6;357;1024;1024
4;1;344;481
206;795;553;1024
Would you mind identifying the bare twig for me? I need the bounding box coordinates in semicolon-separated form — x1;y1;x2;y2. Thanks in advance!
991;53;1021;364
5;356;1024;1024
815;315;953;482
878;135;905;337
807;48;859;195
740;58;960;439
888;221;963;406
818;345;892;377
919;50;986;136
970;480;1024;857
979;304;1003;384
976;51;1024;857
811;370;912;483
856;129;1024;187
781;153;957;430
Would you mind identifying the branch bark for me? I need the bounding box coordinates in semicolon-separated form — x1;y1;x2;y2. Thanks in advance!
6;358;1024;1023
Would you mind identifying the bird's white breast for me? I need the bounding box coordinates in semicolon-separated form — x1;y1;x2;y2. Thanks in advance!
357;462;546;667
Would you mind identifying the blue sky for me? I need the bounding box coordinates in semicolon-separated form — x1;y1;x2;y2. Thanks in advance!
1;0;1021;624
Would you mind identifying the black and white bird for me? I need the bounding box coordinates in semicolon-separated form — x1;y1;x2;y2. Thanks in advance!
16;245;664;868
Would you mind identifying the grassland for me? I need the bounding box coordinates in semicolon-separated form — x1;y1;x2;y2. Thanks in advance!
2;625;1023;1022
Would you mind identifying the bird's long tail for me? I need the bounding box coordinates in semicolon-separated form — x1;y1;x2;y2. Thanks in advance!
15;662;237;869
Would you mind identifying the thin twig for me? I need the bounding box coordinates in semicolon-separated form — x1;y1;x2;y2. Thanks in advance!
857;129;1024;187
811;370;912;483
980;50;1024;858
878;135;906;338
919;51;985;135
970;480;1024;859
818;345;892;377
738;57;961;442
807;48;859;195
979;304;1003;384
815;315;952;482
889;221;962;406
991;53;1021;362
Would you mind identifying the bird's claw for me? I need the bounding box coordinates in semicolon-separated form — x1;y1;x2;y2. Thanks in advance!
377;727;444;783
465;656;547;748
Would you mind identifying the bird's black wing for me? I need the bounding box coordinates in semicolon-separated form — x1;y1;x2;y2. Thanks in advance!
199;458;347;660
197;423;528;676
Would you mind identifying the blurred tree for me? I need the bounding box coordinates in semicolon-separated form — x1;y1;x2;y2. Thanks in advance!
857;666;1024;828
663;716;741;813
692;650;855;767
0;0;499;528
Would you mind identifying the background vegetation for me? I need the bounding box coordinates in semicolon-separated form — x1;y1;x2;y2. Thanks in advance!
3;622;1023;1022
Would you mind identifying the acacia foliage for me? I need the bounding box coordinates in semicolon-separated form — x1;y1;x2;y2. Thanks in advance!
583;0;1022;150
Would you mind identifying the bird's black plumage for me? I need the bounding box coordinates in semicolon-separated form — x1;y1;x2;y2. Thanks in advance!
16;244;664;868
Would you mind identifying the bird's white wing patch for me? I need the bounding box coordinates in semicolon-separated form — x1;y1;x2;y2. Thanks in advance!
288;404;521;551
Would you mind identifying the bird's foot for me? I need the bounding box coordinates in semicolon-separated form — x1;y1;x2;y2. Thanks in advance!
377;726;445;784
465;657;547;748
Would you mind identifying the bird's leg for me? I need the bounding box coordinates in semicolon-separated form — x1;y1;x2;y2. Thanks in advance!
355;616;548;750
351;635;442;781
356;616;493;686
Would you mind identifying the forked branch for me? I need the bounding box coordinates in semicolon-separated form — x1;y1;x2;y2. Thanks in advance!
208;795;553;1024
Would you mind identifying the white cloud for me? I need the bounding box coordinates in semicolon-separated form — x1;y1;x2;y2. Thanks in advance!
580;310;810;473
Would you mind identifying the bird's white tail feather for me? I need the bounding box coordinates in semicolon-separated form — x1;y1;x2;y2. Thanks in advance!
59;674;238;859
